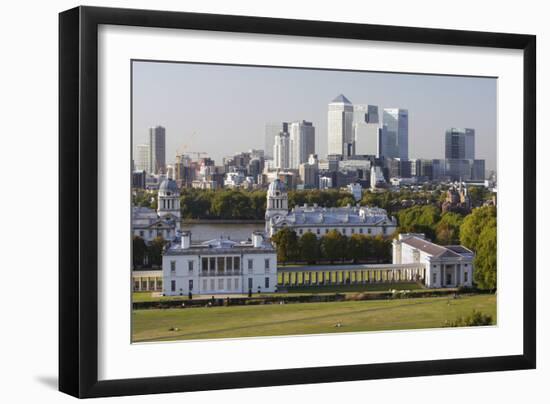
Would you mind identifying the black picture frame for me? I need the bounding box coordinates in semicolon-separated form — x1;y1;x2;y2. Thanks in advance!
59;5;536;398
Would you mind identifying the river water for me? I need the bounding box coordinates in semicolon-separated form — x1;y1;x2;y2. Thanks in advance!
181;222;265;242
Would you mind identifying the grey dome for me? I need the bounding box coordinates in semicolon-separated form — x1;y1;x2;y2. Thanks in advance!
268;179;287;194
159;178;178;193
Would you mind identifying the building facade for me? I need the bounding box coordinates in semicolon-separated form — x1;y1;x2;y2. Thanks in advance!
353;104;379;156
273;130;290;169
445;128;475;159
289;120;315;169
265;179;397;237
149;125;166;174
134;143;150;172
328;94;354;158
265;122;289;159
392;233;474;288
163;231;278;295
379;108;408;160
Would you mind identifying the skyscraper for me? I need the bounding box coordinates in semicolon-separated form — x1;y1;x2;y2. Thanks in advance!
328;94;354;158
378;109;408;160
265;122;289;159
353;104;379;156
445;128;475;159
134;143;150;172
288;120;315;169
148;125;166;175
273;131;290;169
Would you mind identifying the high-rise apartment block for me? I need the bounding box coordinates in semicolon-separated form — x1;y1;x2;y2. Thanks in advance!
289;120;315;169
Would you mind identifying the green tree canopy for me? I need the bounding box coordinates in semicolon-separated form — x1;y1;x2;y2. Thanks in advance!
271;228;299;264
148;236;166;267
299;232;320;264
132;235;147;269
435;212;463;245
459;206;497;251
321;230;347;263
397;205;441;239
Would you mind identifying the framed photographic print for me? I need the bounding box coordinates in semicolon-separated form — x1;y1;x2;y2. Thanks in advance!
59;6;536;398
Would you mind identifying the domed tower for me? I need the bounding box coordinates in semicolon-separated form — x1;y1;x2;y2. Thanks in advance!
157;178;181;229
265;180;289;234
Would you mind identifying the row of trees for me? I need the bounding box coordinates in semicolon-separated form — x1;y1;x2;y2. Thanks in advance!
271;228;392;265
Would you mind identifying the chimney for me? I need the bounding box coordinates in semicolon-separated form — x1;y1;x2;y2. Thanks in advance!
252;231;263;248
181;231;191;249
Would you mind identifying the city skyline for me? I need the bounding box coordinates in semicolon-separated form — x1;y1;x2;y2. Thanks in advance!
132;61;497;171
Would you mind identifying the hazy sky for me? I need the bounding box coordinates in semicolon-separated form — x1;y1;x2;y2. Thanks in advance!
132;61;497;171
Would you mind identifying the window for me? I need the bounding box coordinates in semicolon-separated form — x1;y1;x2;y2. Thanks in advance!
367;228;372;234
299;229;303;235
227;278;232;290
325;229;329;234
171;280;176;292
264;259;270;270
189;279;193;291
383;227;387;235
351;228;355;234
149;230;153;237
141;280;147;290
139;231;144;237
210;279;215;290
218;278;224;289
188;260;194;273
170;260;176;272
432;273;437;284
234;256;240;271
446;272;452;285
248;278;253;290
248;259;253;273
359;228;363;234
202;279;207;290
265;277;270;289
209;257;216;271
157;280;162;290
234;278;239;290
316;229;320;235
464;271;468;282
133;281;139;291
226;257;233;271
202;257;208;271
342;228;346;234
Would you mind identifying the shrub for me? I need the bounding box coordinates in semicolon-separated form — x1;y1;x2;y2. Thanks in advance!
444;310;494;327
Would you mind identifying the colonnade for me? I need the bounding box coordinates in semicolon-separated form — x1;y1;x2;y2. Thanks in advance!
277;265;426;287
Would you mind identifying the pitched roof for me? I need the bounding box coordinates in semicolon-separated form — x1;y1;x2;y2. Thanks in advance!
331;94;352;104
400;236;469;258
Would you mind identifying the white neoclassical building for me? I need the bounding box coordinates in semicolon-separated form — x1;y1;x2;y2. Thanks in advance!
132;178;181;243
393;233;474;288
265;179;397;238
163;231;278;296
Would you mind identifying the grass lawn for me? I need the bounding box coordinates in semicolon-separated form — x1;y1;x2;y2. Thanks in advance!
132;294;496;342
